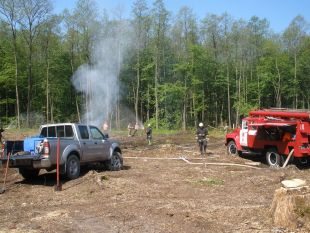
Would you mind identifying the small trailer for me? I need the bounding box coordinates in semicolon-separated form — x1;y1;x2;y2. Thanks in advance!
225;109;310;167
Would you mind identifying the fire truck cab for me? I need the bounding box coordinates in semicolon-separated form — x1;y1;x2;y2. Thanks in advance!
226;109;310;167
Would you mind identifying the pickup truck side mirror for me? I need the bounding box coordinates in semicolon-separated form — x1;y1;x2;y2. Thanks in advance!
103;134;109;139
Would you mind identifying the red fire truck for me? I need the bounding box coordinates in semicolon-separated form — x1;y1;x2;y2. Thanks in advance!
225;109;310;167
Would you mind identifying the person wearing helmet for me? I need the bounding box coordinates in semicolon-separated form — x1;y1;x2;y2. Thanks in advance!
196;122;208;156
146;124;152;145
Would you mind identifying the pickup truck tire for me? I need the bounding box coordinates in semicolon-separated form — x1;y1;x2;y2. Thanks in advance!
227;141;238;156
266;149;283;168
66;155;80;180
19;168;40;180
107;151;123;171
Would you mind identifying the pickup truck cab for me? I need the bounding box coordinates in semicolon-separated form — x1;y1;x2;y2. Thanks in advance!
1;123;123;180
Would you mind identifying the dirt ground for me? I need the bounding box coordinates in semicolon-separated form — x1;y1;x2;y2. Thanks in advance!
0;132;310;233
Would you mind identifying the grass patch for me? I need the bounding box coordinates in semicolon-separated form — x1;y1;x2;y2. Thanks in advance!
99;175;109;181
191;177;224;186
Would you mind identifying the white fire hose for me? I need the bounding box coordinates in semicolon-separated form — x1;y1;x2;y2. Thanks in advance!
123;156;261;169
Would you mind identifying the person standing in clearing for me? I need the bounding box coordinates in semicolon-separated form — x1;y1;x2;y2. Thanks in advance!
132;122;139;136
196;122;208;156
102;121;109;137
146;124;152;145
0;128;4;143
128;122;134;137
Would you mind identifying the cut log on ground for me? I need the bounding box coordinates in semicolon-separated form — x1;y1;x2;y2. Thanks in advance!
270;183;310;230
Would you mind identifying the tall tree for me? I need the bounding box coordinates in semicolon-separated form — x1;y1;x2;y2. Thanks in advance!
151;0;169;129
19;0;52;127
283;15;308;108
132;0;149;124
72;0;99;124
39;15;59;123
0;0;21;128
171;6;198;129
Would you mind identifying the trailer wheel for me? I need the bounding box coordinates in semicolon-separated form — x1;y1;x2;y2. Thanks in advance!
19;168;40;180
266;149;283;168
107;151;123;171
227;141;238;156
66;155;80;180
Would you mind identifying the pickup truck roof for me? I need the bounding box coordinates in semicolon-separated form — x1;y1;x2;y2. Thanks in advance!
39;123;102;139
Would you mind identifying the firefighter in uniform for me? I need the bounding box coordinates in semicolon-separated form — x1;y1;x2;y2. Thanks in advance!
196;122;208;156
146;124;152;145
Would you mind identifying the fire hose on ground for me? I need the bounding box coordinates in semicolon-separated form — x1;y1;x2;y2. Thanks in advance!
123;156;261;169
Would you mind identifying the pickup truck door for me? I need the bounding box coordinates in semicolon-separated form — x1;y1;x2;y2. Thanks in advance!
240;120;248;147
77;125;97;162
89;126;110;161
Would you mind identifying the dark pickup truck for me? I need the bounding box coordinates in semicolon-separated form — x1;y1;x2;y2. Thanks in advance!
1;123;123;180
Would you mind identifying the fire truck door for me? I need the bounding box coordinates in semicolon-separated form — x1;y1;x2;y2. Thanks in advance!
240;120;248;147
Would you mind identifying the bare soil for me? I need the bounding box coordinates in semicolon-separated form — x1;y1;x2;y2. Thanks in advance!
0;132;310;233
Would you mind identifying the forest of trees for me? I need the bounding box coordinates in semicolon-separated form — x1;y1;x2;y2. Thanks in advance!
0;0;309;130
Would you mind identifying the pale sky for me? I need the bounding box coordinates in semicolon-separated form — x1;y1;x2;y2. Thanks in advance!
53;0;310;33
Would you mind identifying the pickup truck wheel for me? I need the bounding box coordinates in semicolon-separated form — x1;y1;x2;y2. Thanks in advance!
19;168;40;180
227;141;238;156
108;151;123;171
266;149;283;168
66;155;80;180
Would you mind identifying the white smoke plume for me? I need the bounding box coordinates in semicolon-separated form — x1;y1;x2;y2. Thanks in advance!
72;22;131;127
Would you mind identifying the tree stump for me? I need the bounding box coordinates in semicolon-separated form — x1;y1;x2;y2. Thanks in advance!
270;180;310;230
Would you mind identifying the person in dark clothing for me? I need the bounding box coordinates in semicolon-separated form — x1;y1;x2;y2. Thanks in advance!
196;122;208;156
146;124;152;145
0;128;4;143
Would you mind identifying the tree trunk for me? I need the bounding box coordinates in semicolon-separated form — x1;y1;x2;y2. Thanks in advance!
27;41;33;127
182;77;187;131
182;102;186;131
236;65;240;127
46;58;50;123
192;92;196;124
13;44;20;129
257;74;261;108
147;85;150;122
134;50;140;123
155;57;159;130
275;58;282;108
294;53;298;108
202;91;205;123
227;63;231;128
270;186;310;230
51;99;54;123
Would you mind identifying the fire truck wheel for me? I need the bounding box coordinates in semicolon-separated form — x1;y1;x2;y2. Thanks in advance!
266;149;283;168
66;155;80;180
19;168;40;180
227;141;239;156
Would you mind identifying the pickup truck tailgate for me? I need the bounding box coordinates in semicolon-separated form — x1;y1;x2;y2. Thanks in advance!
1;153;41;167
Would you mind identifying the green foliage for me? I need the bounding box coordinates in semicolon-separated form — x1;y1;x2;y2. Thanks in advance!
191;177;224;186
0;1;309;130
233;98;258;116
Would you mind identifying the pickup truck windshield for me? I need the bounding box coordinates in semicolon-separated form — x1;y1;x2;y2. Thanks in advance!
90;126;104;140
